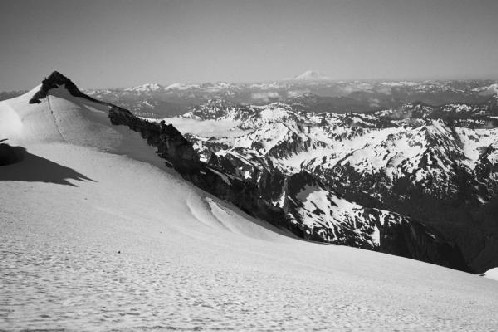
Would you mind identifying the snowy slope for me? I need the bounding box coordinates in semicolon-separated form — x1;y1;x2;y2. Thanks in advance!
1;80;498;330
2;142;498;330
484;268;498;281
0;86;171;170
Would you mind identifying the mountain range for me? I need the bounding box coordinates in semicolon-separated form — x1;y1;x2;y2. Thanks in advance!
87;72;498;273
4;71;498;273
76;72;498;118
1;71;498;329
155;95;498;273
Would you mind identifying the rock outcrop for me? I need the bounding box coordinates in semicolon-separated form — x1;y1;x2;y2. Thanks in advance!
30;71;100;104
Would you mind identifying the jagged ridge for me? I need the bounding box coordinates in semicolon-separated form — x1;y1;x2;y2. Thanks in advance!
29;71;100;104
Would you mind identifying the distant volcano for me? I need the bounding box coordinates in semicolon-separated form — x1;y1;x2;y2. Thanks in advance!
293;70;330;81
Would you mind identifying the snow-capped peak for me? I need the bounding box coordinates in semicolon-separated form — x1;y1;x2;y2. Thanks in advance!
29;71;98;104
165;82;201;90
294;70;330;81
125;83;164;92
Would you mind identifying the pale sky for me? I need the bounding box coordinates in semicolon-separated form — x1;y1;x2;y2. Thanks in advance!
0;0;497;90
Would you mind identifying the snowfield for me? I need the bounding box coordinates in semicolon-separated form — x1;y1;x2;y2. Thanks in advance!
1;87;498;330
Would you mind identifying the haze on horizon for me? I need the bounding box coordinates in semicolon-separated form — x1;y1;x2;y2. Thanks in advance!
0;0;497;91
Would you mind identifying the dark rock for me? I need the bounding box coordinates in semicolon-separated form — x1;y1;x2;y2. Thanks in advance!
29;71;101;104
108;106;201;173
380;220;470;272
0;142;25;166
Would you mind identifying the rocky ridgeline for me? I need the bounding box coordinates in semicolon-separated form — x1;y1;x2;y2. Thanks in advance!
109;106;201;173
30;71;100;104
108;105;470;272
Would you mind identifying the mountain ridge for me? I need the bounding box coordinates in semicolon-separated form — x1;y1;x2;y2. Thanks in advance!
29;71;100;104
3;71;496;273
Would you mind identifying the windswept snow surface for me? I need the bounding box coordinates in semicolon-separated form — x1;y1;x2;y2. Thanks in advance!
1;88;498;330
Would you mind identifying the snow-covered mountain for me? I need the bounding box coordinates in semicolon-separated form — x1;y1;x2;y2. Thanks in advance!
165;82;200;90
158;98;498;273
125;82;165;93
2;71;498;329
83;76;498;118
16;73;496;272
293;70;330;81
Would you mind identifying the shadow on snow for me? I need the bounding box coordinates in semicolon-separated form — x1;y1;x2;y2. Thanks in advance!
0;146;93;186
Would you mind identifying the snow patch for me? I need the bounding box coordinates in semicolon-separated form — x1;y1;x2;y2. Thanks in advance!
483;268;498;281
